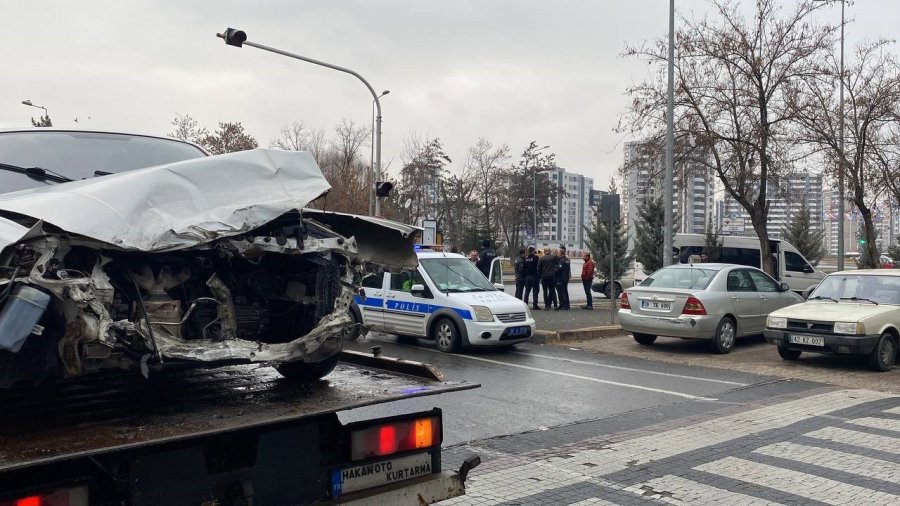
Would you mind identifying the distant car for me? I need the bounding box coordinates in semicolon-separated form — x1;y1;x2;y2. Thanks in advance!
764;270;900;371
619;264;803;354
880;255;894;269
592;261;645;299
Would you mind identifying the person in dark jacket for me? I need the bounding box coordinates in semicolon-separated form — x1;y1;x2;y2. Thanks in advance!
475;239;497;277
555;246;571;310
522;247;540;309
538;248;558;310
580;252;595;309
513;249;526;299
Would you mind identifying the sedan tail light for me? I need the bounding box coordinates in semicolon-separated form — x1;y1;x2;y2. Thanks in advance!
620;292;630;309
682;296;707;315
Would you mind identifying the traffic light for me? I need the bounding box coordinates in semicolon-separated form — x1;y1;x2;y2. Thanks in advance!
858;238;866;245
374;181;393;197
219;28;247;47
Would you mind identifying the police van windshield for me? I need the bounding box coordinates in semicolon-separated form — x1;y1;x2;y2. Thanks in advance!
420;258;496;293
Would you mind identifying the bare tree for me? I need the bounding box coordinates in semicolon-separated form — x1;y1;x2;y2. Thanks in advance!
168;113;207;144
200;122;258;155
394;134;452;225
466;138;510;238
270;121;327;164
623;0;836;275
495;141;558;251
793;41;900;265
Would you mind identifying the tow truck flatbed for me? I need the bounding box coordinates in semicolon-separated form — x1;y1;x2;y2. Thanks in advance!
0;352;476;473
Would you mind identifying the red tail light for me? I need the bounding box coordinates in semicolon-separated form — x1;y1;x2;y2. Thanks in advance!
351;416;442;461
682;296;707;315
620;292;630;309
0;487;88;506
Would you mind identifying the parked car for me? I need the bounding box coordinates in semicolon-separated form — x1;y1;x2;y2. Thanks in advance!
764;270;900;371
351;251;536;352
619;264;803;353
0;129;417;387
592;260;645;299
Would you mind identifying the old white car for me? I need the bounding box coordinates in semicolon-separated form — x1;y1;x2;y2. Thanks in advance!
764;270;900;371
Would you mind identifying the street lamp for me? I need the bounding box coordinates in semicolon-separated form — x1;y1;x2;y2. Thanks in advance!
369;90;389;216
663;0;675;266
531;145;551;248
813;0;846;271
21;99;49;118
216;28;387;214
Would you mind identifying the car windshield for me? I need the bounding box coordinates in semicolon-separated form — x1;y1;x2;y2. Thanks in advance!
420;258;496;292
640;267;717;290
0;131;206;192
810;274;900;305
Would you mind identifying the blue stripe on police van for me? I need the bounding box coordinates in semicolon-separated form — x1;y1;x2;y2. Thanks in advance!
355;296;473;320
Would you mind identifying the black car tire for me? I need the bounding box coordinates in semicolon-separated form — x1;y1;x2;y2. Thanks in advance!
633;333;657;345
868;332;897;372
605;282;622;300
777;346;802;361
711;317;737;354
276;355;339;382
433;317;461;353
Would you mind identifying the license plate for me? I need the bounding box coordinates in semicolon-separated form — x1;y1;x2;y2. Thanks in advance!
640;300;671;311
788;334;825;346
332;452;433;497
507;326;531;337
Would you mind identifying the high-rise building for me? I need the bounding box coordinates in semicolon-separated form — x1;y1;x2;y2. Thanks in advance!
534;168;594;252
721;173;824;241
623;141;714;250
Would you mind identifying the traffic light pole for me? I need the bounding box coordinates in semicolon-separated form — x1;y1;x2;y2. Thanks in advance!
216;28;385;215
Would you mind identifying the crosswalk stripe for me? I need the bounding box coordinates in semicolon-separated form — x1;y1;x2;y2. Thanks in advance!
846;416;900;435
626;474;782;505
754;441;900;484
805;426;900;454
695;457;900;505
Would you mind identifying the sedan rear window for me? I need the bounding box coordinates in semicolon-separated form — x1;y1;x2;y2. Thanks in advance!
641;267;717;290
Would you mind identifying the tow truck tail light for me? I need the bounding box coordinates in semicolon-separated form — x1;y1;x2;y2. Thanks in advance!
682;296;707;315
350;415;442;461
620;293;630;309
0;486;88;506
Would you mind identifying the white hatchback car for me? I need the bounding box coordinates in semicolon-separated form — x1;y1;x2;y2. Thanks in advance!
351;252;536;352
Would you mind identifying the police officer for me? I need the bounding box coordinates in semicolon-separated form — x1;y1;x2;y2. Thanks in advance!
522;246;540;310
555;246;571;310
476;239;497;278
514;248;526;299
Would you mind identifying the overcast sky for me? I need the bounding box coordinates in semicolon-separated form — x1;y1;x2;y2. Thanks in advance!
2;1;898;186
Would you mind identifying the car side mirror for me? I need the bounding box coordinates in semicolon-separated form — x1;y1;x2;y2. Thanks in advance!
410;284;426;296
494;283;505;292
802;265;814;274
780;282;791;292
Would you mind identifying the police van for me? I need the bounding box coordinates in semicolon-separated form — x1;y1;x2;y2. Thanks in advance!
351;250;536;352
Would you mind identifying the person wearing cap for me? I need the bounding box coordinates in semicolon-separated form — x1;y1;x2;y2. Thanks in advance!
513;248;527;299
555;246;571;310
475;239;497;278
522;246;541;309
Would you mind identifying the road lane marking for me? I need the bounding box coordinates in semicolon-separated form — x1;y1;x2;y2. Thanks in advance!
805;426;900;454
753;441;900;483
694;456;900;505
846;416;900;435
415;349;716;400
885;406;900;415
514;351;748;386
626;474;782;505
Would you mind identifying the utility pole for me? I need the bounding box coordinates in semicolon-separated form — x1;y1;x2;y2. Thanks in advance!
663;0;676;266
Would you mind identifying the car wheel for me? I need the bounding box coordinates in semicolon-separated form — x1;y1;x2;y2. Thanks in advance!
633;333;657;345
345;308;363;341
276;355;339;382
868;332;897;372
711;317;736;354
605;282;622;299
433;317;461;353
777;346;801;361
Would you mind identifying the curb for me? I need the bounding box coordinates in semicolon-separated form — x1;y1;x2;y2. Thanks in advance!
532;325;624;344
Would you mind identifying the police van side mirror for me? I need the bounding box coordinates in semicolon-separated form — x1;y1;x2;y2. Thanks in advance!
410;284;426;296
494;283;505;292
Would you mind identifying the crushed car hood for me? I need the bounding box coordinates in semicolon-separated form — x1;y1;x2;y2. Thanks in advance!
303;209;419;271
0;149;330;253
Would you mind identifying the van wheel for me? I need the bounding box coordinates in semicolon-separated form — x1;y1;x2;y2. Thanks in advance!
633;333;657;345
276;355;339;382
777;347;801;361
433;318;461;353
868;333;897;372
711;317;736;354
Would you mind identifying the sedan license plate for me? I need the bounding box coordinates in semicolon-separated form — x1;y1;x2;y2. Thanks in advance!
332;452;433;497
507;326;531;337
640;300;671;311
788;334;825;347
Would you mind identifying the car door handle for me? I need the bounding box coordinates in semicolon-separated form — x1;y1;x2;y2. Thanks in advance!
784;274;792;277
731;296;740;301
385;293;396;299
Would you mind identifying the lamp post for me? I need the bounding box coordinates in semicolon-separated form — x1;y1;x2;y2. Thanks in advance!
21;99;49;119
663;0;675;266
216;28;387;214
369;90;389;216
531;145;551;248
813;0;846;271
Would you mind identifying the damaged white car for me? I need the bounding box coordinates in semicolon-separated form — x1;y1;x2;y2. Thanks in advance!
0;129;416;387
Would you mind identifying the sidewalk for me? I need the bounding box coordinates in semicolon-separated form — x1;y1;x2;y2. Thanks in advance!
530;305;624;342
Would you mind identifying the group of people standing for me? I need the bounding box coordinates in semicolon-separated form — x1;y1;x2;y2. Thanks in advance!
513;247;596;311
